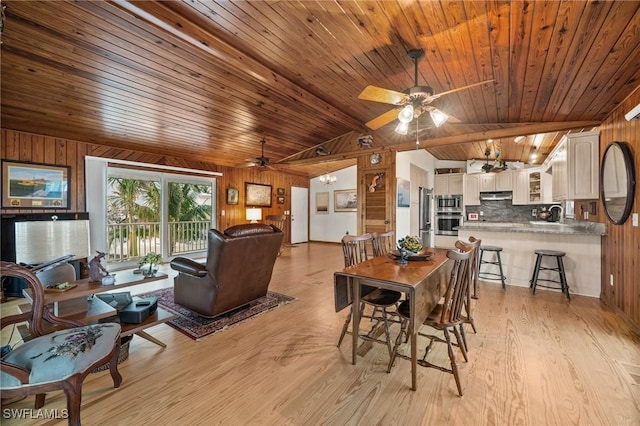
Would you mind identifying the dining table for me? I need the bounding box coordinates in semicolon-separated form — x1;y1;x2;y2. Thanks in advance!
334;247;452;391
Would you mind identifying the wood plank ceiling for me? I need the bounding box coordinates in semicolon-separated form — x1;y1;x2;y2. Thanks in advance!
1;1;639;177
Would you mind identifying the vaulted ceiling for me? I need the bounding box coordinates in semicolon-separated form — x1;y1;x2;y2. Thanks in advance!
1;1;639;177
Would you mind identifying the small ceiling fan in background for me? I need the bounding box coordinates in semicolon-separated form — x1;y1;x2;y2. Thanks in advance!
238;138;273;169
358;48;494;134
481;142;508;173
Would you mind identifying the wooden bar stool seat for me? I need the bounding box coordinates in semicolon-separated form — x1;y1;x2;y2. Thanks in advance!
478;246;506;289
529;249;570;300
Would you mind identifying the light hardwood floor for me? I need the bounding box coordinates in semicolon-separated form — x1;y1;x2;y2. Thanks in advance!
2;242;639;425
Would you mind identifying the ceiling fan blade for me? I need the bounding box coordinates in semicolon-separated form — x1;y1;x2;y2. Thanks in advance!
446;114;462;124
365;108;400;130
236;161;258;168
423;79;495;102
358;85;409;105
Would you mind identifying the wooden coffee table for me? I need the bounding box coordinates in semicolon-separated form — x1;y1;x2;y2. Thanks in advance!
20;271;175;347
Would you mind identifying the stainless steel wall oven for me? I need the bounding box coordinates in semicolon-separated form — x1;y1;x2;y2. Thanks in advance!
435;212;463;236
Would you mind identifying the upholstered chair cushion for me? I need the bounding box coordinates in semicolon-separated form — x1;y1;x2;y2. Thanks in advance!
1;323;121;389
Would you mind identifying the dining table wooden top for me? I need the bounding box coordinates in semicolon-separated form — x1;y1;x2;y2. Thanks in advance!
336;247;450;288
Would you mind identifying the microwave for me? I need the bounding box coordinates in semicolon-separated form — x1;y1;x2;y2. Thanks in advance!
436;195;462;211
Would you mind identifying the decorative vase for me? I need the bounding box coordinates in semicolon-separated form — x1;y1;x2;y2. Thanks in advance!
143;264;156;277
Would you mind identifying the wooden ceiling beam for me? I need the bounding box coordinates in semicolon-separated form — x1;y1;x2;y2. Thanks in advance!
278;121;600;166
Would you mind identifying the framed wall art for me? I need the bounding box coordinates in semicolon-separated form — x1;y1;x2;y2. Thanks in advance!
226;187;239;205
245;182;272;207
315;191;329;213
334;189;357;212
277;187;285;196
1;160;70;209
277;196;285;204
397;178;410;207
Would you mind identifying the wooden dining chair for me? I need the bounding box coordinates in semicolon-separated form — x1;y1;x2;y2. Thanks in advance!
264;214;287;255
337;234;401;358
372;230;395;257
459;236;482;351
0;262;123;426
387;245;472;396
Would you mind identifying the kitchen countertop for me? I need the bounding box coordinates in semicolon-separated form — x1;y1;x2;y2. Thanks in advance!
457;220;606;236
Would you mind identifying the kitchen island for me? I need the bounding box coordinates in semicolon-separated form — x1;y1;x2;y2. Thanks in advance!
457;221;605;297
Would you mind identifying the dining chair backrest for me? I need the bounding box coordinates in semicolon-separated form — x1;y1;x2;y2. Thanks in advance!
457;237;481;290
372;230;395;257
439;245;472;325
341;233;373;267
265;214;287;232
464;236;482;299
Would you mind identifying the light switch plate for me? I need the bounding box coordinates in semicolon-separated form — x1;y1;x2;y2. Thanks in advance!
633;213;638;227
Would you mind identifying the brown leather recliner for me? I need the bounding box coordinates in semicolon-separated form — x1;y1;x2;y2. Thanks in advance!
169;223;284;317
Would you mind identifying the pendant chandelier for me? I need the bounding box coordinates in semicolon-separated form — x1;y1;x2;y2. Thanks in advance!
319;172;337;185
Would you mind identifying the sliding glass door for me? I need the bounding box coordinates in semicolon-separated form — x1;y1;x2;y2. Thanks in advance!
106;167;215;265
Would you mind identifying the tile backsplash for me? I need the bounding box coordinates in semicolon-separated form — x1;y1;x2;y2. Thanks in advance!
466;199;560;223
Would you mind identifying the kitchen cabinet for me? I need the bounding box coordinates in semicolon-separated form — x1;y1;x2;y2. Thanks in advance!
512;171;529;205
513;168;552;205
549;130;600;201
479;172;513;192
463;174;481;206
434;173;463;195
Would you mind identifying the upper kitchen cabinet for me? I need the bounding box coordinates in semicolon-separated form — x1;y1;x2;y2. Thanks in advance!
434;173;464;195
479;172;513;192
548;130;600;201
513;168;552;205
464;174;481;206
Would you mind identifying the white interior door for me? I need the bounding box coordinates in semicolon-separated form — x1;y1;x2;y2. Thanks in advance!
290;186;309;244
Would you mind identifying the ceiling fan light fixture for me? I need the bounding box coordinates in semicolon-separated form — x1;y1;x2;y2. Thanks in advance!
429;108;449;127
514;136;525;144
395;121;409;135
397;105;414;123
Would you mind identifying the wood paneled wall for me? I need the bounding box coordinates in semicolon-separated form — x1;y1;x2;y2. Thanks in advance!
1;129;308;243
598;86;640;329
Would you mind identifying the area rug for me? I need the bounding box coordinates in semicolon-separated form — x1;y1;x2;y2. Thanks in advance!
135;288;295;341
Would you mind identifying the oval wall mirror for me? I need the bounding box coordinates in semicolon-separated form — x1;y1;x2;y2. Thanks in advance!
600;141;636;225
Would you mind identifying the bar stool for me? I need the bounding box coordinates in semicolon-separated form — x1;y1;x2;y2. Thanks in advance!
478;246;506;289
530;250;570;300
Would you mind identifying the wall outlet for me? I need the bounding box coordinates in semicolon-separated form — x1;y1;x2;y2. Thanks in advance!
479;211;484;216
221;210;225;216
610;274;614;287
633;213;638;227
532;208;537;217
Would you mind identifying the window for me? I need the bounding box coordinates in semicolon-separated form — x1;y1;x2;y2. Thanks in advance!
86;157;216;268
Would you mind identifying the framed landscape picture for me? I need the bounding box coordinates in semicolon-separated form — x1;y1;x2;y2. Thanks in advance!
245;182;272;207
1;160;70;209
226;187;239;205
334;189;357;212
316;191;329;213
397;178;410;207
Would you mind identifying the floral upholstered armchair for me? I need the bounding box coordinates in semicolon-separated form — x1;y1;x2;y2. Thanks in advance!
0;262;122;426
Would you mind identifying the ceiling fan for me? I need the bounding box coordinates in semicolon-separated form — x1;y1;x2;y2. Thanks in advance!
481;146;508;173
358;48;494;133
239;138;272;168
